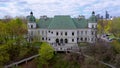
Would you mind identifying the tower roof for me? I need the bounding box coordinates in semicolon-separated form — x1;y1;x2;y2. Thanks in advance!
88;11;97;23
27;11;36;23
30;11;33;15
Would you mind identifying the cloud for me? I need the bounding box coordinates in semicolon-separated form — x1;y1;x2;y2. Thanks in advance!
0;0;120;18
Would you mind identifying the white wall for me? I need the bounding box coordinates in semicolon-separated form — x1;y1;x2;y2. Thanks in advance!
88;23;97;28
47;29;77;43
28;23;36;29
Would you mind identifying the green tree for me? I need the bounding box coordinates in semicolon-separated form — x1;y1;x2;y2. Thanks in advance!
110;18;120;38
38;42;54;68
0;45;9;66
97;20;112;34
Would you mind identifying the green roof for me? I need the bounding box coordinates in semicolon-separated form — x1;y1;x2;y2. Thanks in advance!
37;18;52;29
73;18;88;28
37;15;97;29
88;15;97;23
27;15;36;23
48;15;76;29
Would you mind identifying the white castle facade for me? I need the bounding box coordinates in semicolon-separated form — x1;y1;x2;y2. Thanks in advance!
27;11;97;51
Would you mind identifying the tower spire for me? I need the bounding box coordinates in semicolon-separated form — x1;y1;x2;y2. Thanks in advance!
30;11;33;16
92;11;95;15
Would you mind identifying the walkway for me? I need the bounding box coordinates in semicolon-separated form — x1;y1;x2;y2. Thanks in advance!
4;54;39;68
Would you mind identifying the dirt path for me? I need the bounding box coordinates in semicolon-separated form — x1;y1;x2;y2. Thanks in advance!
19;59;37;68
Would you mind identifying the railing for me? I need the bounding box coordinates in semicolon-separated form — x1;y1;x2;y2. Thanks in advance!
4;54;39;68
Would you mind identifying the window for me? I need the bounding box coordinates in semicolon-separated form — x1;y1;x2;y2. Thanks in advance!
48;31;50;33
85;31;87;35
91;38;93;41
65;32;67;36
91;31;94;35
65;39;68;43
31;25;33;28
61;32;63;35
81;31;83;35
85;38;87;41
72;32;74;36
92;25;94;28
56;32;58;35
77;38;79;41
49;38;50;41
72;39;74;42
81;37;83;41
42;37;44;40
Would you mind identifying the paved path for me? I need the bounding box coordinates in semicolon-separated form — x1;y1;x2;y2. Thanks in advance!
4;54;39;68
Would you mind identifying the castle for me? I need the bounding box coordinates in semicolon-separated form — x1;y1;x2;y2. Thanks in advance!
27;11;97;51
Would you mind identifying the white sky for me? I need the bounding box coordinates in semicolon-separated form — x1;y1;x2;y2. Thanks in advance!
0;0;120;18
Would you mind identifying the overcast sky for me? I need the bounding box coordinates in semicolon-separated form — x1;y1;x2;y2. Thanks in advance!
0;0;120;18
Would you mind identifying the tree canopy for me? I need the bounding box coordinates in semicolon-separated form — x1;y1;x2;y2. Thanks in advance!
38;42;54;67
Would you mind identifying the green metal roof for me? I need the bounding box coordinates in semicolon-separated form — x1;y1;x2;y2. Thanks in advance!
88;15;97;23
37;18;52;29
37;15;97;29
48;15;76;29
27;15;36;23
73;18;88;28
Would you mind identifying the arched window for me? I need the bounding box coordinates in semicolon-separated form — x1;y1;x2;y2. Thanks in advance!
72;39;74;42
42;37;44;40
65;39;68;43
31;25;33;28
85;38;87;41
81;37;83;41
56;39;59;43
60;39;63;43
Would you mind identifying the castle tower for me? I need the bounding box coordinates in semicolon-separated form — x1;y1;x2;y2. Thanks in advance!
27;11;36;29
